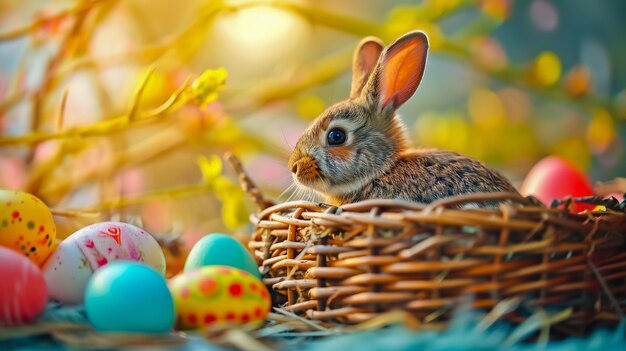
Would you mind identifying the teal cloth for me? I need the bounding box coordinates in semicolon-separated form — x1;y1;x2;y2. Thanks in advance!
2;303;624;350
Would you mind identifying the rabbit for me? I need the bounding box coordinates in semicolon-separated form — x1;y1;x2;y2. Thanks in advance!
287;31;519;207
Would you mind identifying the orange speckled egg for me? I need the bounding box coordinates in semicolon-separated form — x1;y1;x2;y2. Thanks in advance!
169;266;271;329
0;190;56;266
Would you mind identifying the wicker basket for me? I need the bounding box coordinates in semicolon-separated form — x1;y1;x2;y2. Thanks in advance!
227;156;626;335
248;194;626;333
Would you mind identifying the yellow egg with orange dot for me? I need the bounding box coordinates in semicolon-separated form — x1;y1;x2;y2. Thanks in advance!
0;190;56;266
169;265;271;329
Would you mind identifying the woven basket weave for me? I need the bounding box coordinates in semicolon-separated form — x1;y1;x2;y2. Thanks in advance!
249;193;626;332
227;155;626;335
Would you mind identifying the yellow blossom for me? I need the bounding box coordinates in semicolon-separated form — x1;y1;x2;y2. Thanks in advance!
481;0;510;21
586;108;615;153
190;68;227;107
221;196;250;229
528;52;561;86
197;154;222;183
197;155;249;229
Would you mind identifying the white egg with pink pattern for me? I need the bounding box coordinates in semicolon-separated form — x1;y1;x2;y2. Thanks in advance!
42;222;165;305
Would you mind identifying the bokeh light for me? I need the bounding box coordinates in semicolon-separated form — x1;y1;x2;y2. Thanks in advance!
0;0;623;237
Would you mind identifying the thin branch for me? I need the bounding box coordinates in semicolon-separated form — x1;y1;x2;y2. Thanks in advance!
65;181;212;212
0;0;110;42
50;208;100;219
31;0;97;134
128;66;156;122
38;126;187;199
143;76;192;116
56;89;69;131
225;152;274;210
0;78;192;146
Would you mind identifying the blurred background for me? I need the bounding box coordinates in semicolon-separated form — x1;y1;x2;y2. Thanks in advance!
0;0;624;244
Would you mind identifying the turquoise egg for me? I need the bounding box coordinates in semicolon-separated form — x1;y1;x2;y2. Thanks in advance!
85;261;174;334
184;233;261;279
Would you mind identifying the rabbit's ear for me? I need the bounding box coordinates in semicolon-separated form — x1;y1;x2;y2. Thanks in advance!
377;31;428;111
350;37;384;98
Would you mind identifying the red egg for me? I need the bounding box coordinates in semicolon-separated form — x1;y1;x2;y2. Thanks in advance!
0;246;49;325
520;156;594;210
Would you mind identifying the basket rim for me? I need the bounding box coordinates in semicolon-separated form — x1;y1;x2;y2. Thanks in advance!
251;192;625;235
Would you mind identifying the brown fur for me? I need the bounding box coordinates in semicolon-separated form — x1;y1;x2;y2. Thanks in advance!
327;146;352;160
331;150;517;206
287;31;518;207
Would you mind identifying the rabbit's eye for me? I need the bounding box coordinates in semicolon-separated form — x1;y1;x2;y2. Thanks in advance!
327;129;346;146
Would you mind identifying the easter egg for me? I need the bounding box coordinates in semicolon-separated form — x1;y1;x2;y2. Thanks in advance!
42;222;166;304
0;246;48;325
170;266;270;329
184;233;260;279
85;261;174;333
520;156;594;210
0;190;56;266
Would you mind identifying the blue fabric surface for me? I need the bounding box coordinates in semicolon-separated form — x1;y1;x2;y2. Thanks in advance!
2;303;624;350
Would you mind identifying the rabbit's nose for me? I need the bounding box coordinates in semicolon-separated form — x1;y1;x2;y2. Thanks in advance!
288;149;301;174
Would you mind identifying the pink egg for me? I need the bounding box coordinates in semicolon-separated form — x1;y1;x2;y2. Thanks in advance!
42;222;166;305
0;246;48;325
520;156;594;211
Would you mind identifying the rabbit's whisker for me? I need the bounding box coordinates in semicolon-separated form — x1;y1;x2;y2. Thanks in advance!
280;128;295;153
280;183;297;201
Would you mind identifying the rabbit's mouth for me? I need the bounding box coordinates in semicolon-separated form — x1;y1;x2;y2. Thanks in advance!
290;155;324;186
